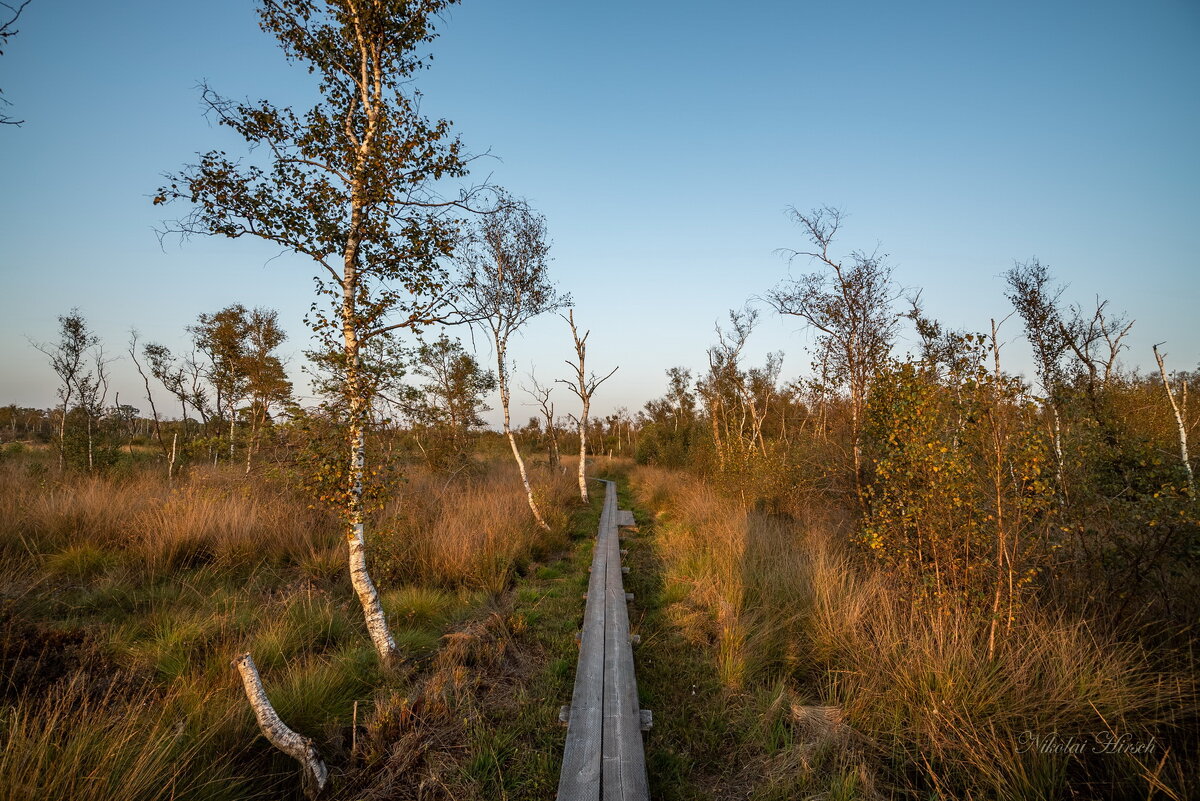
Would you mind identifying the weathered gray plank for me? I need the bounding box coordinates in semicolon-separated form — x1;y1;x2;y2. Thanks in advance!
556;486;610;801
558;480;649;801
616;509;636;528
602;483;650;801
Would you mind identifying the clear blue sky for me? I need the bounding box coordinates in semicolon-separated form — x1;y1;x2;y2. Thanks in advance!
2;0;1197;425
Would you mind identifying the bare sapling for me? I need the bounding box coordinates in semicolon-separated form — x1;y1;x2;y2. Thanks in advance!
557;310;618;502
525;371;562;471
1153;343;1195;498
75;342;112;472
128;330;171;474
235;653;327;799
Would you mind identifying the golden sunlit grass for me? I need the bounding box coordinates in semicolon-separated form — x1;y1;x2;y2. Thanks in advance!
0;674;252;801
375;461;576;593
1;459;329;575
0;452;581;799
631;464;1196;800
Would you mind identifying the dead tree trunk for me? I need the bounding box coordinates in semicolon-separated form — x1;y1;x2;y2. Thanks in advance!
558;310;618;503
235;653;328;798
526;373;561;471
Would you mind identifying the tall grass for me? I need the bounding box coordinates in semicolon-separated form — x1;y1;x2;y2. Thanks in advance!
374;461;577;592
0;459;331;575
0;675;258;801
0;454;582;799
631;464;1195;799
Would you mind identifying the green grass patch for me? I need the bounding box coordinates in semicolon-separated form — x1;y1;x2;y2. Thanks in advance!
43;543;120;581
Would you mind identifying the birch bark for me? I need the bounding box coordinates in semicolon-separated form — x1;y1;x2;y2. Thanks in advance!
1154;344;1195;498
235;653;328;798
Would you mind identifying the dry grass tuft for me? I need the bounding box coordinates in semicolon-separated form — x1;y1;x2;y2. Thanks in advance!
0;674;253;801
352;611;518;799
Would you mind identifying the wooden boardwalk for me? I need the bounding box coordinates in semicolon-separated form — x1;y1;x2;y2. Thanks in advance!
557;480;649;801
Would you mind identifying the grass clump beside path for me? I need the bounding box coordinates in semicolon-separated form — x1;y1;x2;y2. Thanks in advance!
627;464;1197;801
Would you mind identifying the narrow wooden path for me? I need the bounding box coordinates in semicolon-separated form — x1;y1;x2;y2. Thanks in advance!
557;479;650;801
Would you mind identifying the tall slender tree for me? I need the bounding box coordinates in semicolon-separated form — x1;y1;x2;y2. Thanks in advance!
459;193;568;529
156;0;477;664
765;206;899;488
1005;259;1070;495
33;309;96;471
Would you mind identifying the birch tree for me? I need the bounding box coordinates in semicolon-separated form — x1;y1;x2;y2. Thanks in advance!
192;305;251;462
33;309;96;472
459;194;567;529
765;206;899;487
241;308;293;472
1153;344;1195;498
157;0;476;664
1005;259;1070;494
75;343;112;472
401;333;494;464
557;310;618;502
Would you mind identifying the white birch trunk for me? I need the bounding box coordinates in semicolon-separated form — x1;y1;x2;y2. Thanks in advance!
57;391;70;472
344;354;398;663
507;427;550;531
1154;345;1195;497
502;380;550;530
495;337;550;530
245;409;256;475
576;404;589;503
341;209;398;663
235;653;328;798
1049;402;1065;501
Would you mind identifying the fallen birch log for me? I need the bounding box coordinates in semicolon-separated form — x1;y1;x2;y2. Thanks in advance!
234;652;328;798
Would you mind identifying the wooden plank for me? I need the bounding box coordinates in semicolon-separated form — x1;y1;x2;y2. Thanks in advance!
558;479;649;801
556;485;611;801
616;509;636;528
602;482;650;801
